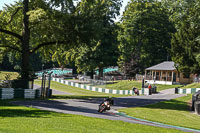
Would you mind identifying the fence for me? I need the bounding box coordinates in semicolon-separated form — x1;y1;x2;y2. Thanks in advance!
145;75;173;81
78;75;112;86
36;68;73;77
175;88;200;94
0;88;40;100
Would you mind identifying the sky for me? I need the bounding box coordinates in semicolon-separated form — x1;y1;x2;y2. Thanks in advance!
0;0;16;10
0;0;130;14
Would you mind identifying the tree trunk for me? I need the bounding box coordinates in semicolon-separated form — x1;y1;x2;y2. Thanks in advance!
72;67;77;75
99;65;103;79
90;69;94;79
21;0;30;80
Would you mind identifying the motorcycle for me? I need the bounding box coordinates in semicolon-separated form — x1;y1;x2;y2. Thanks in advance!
98;98;114;113
133;87;139;96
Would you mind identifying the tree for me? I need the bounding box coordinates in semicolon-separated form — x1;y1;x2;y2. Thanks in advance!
72;0;121;78
118;0;175;77
0;0;84;81
63;39;119;79
165;0;200;74
51;0;122;79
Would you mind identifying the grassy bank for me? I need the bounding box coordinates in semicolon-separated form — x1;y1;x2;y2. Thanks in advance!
34;80;130;97
0;100;183;133
182;83;200;89
97;80;182;92
118;95;200;130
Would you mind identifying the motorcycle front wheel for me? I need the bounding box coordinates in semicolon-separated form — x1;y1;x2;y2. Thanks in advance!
98;105;106;113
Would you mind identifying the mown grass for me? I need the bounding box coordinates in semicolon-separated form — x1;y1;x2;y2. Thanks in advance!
154;84;182;91
34;80;130;97
0;71;19;80
182;83;200;89
0;100;184;133
97;80;182;92
118;95;200;130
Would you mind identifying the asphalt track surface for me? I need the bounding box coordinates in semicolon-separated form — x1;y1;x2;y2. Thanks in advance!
12;89;200;132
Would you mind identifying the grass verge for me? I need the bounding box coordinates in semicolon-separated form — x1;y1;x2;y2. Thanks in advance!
34;80;130;98
97;80;182;92
182;83;200;89
118;95;200;130
0;100;183;133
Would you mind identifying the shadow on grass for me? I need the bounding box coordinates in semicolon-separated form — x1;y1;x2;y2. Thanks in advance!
0;109;57;118
51;95;109;99
0;100;73;118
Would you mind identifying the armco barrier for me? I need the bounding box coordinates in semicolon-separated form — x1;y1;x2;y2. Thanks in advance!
175;88;200;94
0;88;40;100
52;78;148;95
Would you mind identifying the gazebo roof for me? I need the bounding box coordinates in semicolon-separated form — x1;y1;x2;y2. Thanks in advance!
146;61;176;71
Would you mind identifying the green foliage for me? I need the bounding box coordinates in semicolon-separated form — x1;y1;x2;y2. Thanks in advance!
166;0;200;74
0;2;23;58
4;74;11;81
27;8;47;23
0;0;92;79
118;0;175;76
52;0;122;76
0;54;19;71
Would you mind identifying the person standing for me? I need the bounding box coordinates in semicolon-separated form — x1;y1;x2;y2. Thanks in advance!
148;84;152;95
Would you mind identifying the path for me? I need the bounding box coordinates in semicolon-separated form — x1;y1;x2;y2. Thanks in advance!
11;88;200;132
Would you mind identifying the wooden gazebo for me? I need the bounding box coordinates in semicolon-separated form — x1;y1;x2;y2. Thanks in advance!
145;61;193;85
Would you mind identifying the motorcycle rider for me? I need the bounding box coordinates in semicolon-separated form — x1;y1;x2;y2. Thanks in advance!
98;97;114;112
132;87;139;95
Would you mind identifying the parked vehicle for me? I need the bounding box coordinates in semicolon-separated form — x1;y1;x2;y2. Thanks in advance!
98;98;114;113
192;90;200;112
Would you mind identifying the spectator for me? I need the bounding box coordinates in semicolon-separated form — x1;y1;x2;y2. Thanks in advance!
148;84;152;89
148;84;152;95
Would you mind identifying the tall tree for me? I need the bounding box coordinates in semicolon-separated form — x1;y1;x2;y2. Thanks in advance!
0;0;83;81
118;0;175;77
51;0;122;78
74;0;121;78
163;0;200;74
